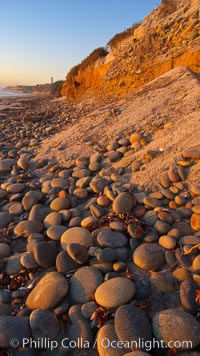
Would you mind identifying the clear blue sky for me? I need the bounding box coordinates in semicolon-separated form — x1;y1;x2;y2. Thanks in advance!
0;0;160;87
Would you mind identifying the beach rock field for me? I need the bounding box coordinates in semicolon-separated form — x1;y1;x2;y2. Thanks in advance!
0;66;200;355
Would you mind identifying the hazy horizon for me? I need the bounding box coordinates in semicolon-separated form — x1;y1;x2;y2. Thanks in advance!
0;0;161;88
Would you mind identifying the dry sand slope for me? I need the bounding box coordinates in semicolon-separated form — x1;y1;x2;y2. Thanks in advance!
37;66;200;190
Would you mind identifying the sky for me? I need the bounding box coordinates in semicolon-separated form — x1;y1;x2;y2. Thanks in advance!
0;0;161;88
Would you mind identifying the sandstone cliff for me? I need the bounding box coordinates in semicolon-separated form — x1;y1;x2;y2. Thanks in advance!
61;0;200;103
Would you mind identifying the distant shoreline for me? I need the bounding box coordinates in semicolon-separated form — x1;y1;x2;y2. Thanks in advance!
0;94;51;118
0;91;31;97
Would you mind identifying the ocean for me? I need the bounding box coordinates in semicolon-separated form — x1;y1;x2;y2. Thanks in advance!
0;91;29;97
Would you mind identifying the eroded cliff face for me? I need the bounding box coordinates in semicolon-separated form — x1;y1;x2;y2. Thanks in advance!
61;0;200;102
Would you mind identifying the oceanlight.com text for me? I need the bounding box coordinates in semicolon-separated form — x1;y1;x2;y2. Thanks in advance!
9;337;193;351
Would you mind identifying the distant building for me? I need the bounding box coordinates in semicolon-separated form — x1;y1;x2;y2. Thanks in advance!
51;77;53;84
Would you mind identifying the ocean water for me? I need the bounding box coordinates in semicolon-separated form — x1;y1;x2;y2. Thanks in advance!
0;91;29;97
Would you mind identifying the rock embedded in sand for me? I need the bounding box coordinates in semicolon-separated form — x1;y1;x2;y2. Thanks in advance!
152;309;200;349
69;266;103;304
26;271;69;310
160;171;171;188
183;148;200;160
133;243;165;271
130;133;142;144
95;277;135;308
112;192;136;214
